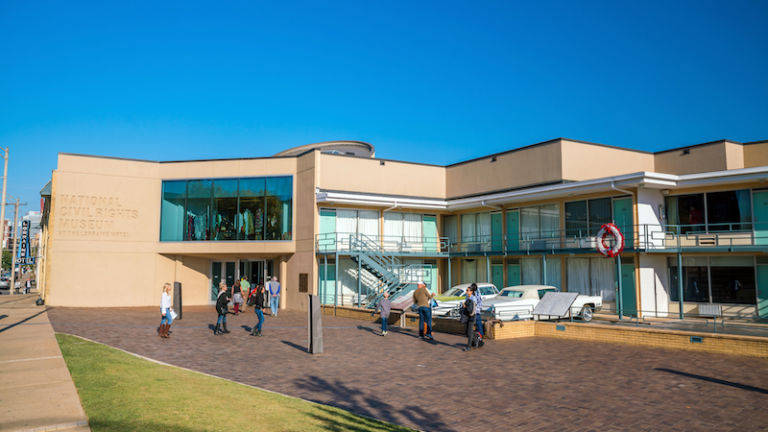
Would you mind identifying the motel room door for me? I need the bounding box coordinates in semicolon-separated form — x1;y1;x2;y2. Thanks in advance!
211;261;236;303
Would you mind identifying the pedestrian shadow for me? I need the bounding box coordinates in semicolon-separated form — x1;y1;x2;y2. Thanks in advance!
356;325;380;336
0;308;51;334
281;340;308;353
294;375;455;431
240;325;253;333
0;314;7;321
655;368;768;394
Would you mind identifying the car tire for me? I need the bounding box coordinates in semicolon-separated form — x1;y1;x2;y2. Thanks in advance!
580;306;594;322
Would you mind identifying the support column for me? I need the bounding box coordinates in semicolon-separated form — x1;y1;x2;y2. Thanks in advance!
447;258;452;291
486;256;490;283
334;250;339;314
616;255;623;320
323;255;328;304
357;252;362;308
677;252;684;319
542;255;547;285
280;258;287;310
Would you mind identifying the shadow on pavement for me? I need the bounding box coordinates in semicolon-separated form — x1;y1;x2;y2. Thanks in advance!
281;340;308;353
294;375;455;432
655;368;768;394
0;308;51;334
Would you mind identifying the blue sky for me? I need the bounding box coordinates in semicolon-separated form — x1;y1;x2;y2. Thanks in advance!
1;0;767;215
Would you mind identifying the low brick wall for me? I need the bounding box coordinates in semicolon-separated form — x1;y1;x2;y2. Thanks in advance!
320;306;768;358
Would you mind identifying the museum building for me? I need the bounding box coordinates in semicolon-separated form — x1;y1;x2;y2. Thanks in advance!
38;138;768;319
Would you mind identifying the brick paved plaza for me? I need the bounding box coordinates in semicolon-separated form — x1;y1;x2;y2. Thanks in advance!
48;307;768;432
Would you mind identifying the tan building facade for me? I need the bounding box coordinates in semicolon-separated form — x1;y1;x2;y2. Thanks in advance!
39;138;768;319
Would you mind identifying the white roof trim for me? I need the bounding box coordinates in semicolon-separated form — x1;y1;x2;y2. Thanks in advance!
316;167;768;210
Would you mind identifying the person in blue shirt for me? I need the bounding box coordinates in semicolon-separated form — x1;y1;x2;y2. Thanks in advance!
470;284;484;338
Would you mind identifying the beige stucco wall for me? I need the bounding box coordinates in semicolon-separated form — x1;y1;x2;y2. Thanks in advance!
318;153;446;198
744;142;768;168
45;153;310;308
560;140;654;180
446;140;562;198
654;142;729;175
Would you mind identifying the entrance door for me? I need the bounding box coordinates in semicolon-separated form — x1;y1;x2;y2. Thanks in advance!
507;263;521;286
613;197;633;249
211;261;236;302
491;212;503;252
619;262;637;317
423;215;438;252
491;264;504;290
757;264;768;319
506;210;519;252
318;260;336;304
754;191;768;246
239;260;268;287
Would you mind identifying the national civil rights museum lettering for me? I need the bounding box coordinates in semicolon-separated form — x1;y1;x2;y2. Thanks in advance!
57;194;140;239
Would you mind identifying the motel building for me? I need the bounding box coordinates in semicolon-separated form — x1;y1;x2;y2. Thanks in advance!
37;138;768;320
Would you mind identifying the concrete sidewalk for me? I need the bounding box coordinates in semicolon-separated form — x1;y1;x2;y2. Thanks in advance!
0;295;90;432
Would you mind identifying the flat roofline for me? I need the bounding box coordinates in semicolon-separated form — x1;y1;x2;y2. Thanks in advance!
652;139;742;155
58;152;298;164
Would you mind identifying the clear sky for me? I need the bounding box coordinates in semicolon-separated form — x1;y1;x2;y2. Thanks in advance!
1;0;767;216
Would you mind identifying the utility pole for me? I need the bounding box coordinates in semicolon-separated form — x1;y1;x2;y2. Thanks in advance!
0;147;8;277
8;199;25;295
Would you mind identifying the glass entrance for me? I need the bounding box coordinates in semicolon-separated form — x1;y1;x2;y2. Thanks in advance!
211;261;236;302
238;260;273;287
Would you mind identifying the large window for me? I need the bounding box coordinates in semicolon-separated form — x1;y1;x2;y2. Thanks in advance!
666;189;751;233
668;256;755;304
160;176;293;241
565;198;612;236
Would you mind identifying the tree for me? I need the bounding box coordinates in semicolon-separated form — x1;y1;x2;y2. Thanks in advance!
2;250;10;272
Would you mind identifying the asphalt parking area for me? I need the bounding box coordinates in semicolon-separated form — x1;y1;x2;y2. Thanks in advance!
48;306;768;432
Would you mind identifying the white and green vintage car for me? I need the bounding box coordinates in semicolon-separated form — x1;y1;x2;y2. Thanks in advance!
478;285;602;322
432;282;499;316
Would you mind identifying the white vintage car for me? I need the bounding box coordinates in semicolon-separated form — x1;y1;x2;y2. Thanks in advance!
479;285;602;322
433;282;499;316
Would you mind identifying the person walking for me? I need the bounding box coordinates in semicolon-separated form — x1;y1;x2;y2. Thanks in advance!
159;283;173;338
462;284;479;351
470;283;484;338
373;291;391;336
214;281;231;335
268;276;281;317
250;284;266;336
412;280;435;340
24;279;31;294
240;276;251;310
232;279;244;315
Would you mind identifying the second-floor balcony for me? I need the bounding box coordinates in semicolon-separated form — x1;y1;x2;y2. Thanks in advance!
316;223;768;256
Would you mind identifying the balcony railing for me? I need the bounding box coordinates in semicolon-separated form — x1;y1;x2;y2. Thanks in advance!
317;223;768;256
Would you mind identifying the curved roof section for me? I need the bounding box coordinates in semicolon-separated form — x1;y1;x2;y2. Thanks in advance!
274;140;375;158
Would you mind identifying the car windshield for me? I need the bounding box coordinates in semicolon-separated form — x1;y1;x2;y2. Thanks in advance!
479;286;497;296
499;290;524;298
443;287;465;297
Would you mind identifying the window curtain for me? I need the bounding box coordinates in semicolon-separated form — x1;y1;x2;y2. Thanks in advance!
522;257;542;285
545;257;561;289
591;257;616;301
567;258;590;295
462;259;477;284
383;212;403;251
478;213;491;248
336;210;357;250
541;204;560;238
520;207;539;241
357;210;379;239
444;215;458;244
404;213;423;251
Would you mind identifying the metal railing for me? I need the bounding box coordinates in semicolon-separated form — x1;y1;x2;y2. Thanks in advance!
316;232;450;255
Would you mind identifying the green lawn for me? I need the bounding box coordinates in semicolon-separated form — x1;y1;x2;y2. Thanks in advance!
56;334;413;432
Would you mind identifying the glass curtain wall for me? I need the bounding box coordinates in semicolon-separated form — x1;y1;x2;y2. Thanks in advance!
159;176;292;241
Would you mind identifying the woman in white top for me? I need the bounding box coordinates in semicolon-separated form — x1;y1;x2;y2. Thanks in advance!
159;283;173;338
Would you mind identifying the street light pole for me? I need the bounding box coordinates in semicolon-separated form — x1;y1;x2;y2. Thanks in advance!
9;199;19;295
0;147;8;277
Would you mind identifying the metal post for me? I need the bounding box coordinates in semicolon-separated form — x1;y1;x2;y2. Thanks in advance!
542;255;547;285
334;250;339;314
9;199;19;295
486;256;490;283
447;258;451;291
616;254;623;320
357;251;361;308
677;251;684;319
323;254;328;305
0;147;7;277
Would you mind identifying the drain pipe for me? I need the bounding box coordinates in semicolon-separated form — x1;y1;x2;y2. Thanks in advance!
383;201;399;213
611;181;635;320
481;200;502;210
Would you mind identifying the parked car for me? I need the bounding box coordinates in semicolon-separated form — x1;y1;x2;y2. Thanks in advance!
0;277;9;290
474;285;602;322
433;282;500;316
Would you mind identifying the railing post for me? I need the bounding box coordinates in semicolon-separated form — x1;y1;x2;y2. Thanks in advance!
323;254;328;306
447;258;451;291
616;254;623;320
677;251;684;319
357;250;361;308
334;249;339;312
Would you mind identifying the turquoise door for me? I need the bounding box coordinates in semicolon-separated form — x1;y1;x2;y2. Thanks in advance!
506;210;519;251
491;212;503;252
754;191;768;246
619;262;637;317
757;265;768;318
506;264;521;286
423;215;438;252
319;209;336;252
491;264;504;289
318;262;336;304
613;197;633;249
